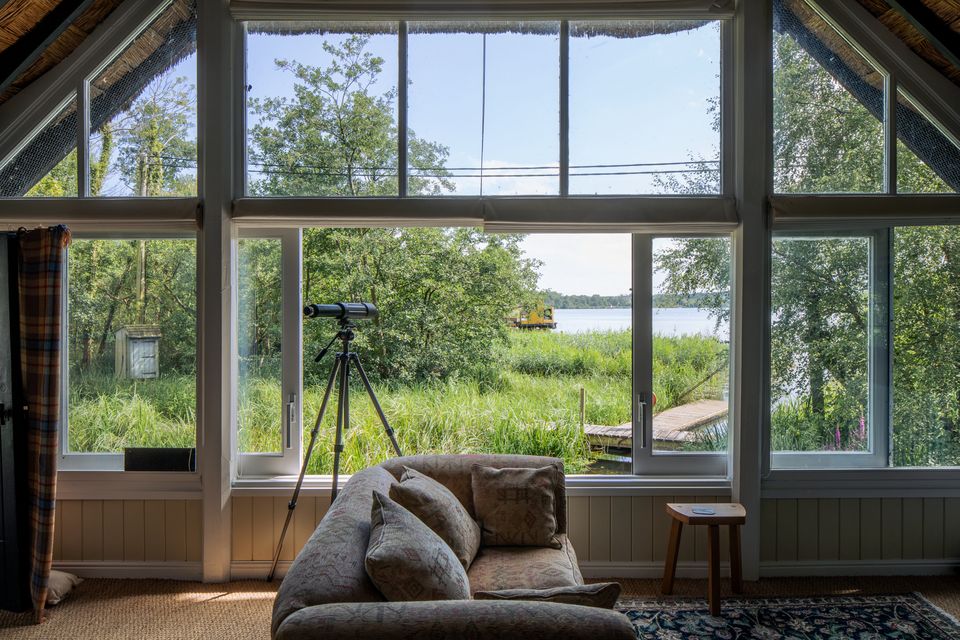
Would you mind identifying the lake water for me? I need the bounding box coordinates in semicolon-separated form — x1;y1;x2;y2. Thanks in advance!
554;307;725;338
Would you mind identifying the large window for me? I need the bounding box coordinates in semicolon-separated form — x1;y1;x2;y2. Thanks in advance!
569;21;721;195
63;237;197;469
772;0;959;195
771;226;960;469
0;0;198;199
236;228;731;477
242;17;728;198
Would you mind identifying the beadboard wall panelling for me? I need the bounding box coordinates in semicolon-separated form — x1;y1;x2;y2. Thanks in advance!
53;499;202;563
230;496;330;561
758;498;960;563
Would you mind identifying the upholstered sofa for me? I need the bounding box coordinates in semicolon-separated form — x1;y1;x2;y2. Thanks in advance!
272;454;636;639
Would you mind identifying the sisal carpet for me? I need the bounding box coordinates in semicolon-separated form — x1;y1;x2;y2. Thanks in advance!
1;576;960;639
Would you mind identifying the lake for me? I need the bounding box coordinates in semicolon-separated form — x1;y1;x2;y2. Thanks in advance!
554;307;725;338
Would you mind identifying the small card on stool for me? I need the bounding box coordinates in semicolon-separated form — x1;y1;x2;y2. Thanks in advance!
691;507;716;515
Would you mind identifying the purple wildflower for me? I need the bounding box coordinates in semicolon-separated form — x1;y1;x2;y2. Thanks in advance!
835;425;842;448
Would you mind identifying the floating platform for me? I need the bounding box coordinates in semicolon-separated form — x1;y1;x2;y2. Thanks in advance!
584;399;728;449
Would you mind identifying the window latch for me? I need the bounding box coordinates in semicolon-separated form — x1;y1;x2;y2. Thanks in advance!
637;393;648;449
285;394;296;449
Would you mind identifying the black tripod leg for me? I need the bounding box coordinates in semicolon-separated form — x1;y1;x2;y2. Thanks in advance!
331;353;350;503
351;353;403;457
267;356;341;582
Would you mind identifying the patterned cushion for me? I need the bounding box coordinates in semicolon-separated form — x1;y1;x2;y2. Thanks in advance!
364;491;471;601
388;466;482;569
474;582;621;609
471;464;562;548
380;455;568;534
467;536;583;593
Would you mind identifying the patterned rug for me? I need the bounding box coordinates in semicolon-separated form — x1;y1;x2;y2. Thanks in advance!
619;594;960;639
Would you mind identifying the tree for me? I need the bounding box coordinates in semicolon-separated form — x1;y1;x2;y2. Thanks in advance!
248;35;452;197
246;34;540;384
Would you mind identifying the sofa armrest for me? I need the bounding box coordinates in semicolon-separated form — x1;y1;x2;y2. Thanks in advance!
274;600;635;640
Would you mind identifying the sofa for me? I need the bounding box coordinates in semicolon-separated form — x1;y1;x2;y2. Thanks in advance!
272;454;636;639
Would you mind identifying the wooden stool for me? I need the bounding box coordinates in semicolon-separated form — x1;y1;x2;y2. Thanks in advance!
661;502;746;616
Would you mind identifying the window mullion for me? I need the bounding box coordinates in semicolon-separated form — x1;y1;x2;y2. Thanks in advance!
78;79;90;198
559;20;569;197
884;74;897;194
398;21;408;198
872;227;893;467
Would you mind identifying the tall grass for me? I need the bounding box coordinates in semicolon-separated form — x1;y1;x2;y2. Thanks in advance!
69;329;729;472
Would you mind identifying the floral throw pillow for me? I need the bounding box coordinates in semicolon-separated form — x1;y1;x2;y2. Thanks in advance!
364;490;471;601
389;466;482;569
471;464;562;549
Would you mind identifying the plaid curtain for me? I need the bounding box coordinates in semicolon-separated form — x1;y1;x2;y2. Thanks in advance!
17;225;71;620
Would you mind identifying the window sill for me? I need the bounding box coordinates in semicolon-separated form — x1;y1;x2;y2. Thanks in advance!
56;470;201;500
231;474;732;497
763;467;960;498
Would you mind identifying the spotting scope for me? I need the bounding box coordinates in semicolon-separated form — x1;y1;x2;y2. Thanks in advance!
303;302;378;320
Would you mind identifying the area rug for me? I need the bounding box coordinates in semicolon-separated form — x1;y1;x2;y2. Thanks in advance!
619;593;960;639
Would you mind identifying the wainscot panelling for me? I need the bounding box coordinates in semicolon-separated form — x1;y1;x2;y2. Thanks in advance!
53;499;202;564
759;498;960;573
230;496;330;562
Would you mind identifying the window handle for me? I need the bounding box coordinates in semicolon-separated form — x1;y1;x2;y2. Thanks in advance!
637;393;648;449
286;394;296;449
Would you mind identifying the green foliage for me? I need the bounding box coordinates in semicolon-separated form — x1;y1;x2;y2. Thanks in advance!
248;35;452;197
114;75;197;196
540;290;631;309
26;150;78;197
297;227;539;384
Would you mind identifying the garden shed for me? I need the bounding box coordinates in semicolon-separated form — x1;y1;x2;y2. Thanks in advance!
114;325;161;379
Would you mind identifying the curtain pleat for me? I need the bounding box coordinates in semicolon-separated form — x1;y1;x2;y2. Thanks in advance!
17;224;71;621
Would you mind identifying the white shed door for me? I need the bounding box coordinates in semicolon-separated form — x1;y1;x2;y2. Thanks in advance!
130;340;158;378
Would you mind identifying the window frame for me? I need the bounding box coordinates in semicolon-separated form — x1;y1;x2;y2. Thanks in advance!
58;230;201;472
767;227;891;470
632;232;732;477
240;16;734;200
235;227;303;478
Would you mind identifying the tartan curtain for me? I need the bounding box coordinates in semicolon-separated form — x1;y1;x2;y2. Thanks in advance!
17;225;71;618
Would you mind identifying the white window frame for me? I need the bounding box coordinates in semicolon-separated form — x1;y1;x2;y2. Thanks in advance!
236;227;302;477
768;228;891;471
59;230;201;472
632;232;731;477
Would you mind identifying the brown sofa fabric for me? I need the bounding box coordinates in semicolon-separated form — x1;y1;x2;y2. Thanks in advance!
388;466;481;569
365;491;471;601
474;582;622;609
274;600;637;640
471;464;562;548
273;455;633;640
467;536;583;593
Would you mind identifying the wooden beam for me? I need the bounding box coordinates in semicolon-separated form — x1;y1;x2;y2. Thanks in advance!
885;0;960;72
0;0;95;95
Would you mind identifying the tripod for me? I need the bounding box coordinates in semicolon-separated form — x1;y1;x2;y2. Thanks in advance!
267;318;402;581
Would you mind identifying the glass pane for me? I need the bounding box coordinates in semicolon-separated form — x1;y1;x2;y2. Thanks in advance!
407;22;560;196
770;236;870;455
652;237;731;453
773;0;884;193
298;229;627;475
0;96;78;197
238;238;283;453
896;90;960;194
569;20;721;195
88;0;197;197
246;23;399;196
67;238;197;452
893;226;960;466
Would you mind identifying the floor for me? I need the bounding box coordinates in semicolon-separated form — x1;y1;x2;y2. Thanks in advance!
1;575;959;639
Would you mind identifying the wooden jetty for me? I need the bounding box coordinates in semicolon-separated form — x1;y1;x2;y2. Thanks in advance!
584;399;728;450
